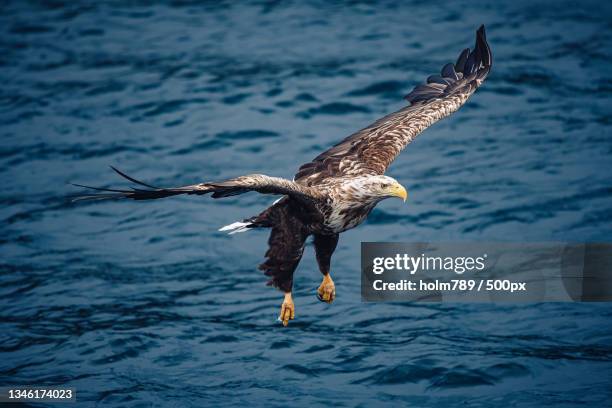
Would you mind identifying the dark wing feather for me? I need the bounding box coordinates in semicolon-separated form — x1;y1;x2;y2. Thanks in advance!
72;167;321;206
258;202;309;293
294;25;492;184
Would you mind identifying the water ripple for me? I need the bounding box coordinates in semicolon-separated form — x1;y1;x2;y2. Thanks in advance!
1;0;611;407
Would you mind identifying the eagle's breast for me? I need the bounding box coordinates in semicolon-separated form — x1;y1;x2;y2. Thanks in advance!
319;184;377;233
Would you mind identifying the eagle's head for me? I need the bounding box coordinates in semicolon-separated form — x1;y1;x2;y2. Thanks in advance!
348;175;408;203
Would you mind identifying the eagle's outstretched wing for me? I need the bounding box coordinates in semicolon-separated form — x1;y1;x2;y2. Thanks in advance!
294;25;492;185
72;166;321;206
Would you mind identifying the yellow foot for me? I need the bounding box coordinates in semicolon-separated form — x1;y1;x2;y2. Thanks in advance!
279;292;295;327
317;274;335;303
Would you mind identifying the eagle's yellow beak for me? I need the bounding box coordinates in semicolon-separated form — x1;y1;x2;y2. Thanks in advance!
389;183;408;202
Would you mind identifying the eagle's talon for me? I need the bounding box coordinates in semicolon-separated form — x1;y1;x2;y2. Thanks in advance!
279;293;295;327
317;274;335;303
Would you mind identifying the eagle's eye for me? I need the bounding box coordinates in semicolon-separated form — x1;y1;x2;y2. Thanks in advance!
380;183;390;188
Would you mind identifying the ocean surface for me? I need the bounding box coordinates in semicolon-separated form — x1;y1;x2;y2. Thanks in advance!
1;1;611;406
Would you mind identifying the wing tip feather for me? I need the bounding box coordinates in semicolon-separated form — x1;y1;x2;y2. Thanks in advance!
404;24;492;105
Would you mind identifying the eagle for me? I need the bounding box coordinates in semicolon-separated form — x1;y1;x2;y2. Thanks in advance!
74;26;492;326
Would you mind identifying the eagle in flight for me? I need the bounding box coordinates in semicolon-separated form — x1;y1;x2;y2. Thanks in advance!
74;26;492;326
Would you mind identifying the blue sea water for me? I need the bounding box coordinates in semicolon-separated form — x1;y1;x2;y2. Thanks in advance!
1;0;612;406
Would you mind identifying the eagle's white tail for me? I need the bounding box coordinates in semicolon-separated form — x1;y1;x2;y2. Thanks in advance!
219;221;252;234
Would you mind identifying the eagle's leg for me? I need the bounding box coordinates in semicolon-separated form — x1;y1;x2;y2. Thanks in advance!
314;233;339;303
279;292;295;327
258;201;308;326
